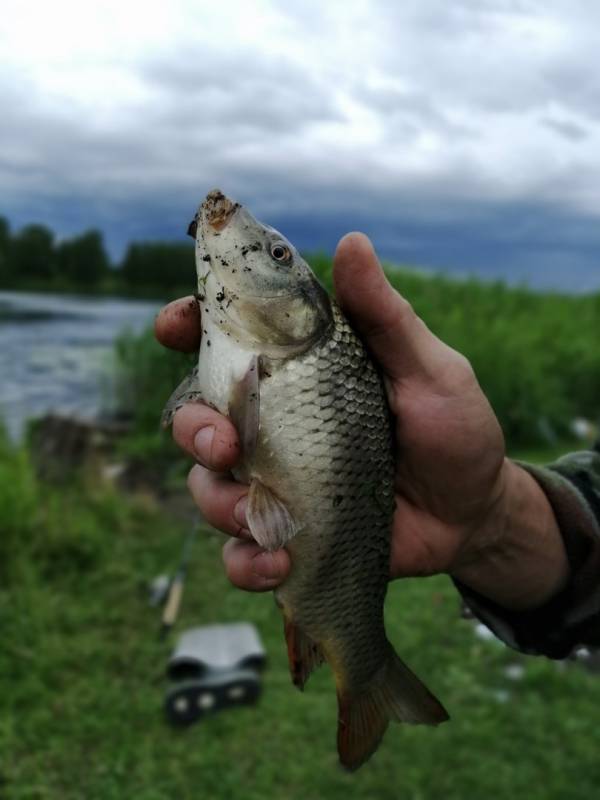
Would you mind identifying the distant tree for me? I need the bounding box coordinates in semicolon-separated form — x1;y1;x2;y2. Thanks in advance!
12;224;56;280
56;230;110;286
120;242;194;290
0;217;12;285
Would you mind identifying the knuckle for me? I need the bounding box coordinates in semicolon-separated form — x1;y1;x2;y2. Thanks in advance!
454;350;474;376
222;541;246;587
395;294;416;324
452;351;477;388
187;467;241;536
371;294;416;340
439;354;478;398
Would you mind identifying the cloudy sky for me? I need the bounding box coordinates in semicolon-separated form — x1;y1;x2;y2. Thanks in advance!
2;0;600;289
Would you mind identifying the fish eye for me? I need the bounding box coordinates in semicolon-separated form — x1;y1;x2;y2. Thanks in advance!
270;243;292;263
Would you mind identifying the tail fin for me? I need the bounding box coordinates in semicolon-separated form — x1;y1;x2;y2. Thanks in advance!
337;649;449;771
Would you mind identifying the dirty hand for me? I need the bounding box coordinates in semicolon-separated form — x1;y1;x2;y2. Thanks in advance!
155;234;567;610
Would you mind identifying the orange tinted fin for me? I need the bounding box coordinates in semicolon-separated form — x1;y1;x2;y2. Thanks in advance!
337;649;449;771
337;691;389;771
284;620;325;691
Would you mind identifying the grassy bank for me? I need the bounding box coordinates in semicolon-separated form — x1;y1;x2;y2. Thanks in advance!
1;432;600;799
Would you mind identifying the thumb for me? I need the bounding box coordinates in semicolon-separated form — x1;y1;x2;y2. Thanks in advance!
333;233;447;382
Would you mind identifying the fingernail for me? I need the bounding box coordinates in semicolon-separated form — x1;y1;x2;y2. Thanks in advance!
233;495;248;527
252;552;282;581
194;426;215;461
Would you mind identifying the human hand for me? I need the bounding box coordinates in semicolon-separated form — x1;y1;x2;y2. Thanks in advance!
156;234;567;608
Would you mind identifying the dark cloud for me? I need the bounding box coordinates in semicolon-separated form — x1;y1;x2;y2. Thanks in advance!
541;117;589;142
268;199;600;292
2;0;600;294
141;47;340;133
356;85;478;142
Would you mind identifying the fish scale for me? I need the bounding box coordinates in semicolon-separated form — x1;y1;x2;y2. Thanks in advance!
163;189;449;770
264;306;393;642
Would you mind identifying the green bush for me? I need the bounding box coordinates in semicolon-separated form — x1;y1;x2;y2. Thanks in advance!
385;269;600;444
111;326;196;478
0;427;39;580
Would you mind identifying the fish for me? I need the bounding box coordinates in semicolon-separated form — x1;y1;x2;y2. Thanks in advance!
163;189;449;769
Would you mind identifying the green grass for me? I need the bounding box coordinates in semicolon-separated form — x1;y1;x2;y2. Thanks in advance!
508;439;588;465
1;435;600;799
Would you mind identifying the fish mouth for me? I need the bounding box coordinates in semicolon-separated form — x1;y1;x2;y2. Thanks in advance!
201;189;240;232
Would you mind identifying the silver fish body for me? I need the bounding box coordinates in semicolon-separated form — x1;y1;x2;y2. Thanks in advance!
163;190;448;769
260;302;394;681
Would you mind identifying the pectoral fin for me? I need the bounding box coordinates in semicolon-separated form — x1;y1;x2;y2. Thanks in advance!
161;367;203;428
228;355;260;461
247;479;298;551
229;358;296;549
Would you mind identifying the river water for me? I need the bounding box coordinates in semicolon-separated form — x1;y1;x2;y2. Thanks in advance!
0;291;160;440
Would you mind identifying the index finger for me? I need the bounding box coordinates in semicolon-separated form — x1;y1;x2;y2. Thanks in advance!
154;296;202;353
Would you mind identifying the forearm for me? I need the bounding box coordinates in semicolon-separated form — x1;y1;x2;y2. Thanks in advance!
451;459;570;610
453;449;600;658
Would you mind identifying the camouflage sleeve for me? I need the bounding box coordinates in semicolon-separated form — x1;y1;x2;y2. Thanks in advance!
455;447;600;658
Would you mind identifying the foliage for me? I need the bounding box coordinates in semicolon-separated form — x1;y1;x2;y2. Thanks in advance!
0;218;194;296
0;425;39;581
112;323;195;471
380;270;600;444
55;230;110;286
0;220;116;291
120;242;194;294
11;223;56;281
0;216;10;281
1;436;600;798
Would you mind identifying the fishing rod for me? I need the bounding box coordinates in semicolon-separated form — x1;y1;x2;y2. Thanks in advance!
159;521;200;640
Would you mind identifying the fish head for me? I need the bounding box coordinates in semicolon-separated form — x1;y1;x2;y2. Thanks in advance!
188;189;332;356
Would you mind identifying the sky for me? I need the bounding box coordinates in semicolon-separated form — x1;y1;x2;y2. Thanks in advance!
2;0;600;289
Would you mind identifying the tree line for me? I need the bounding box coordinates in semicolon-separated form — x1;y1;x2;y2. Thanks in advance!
0;217;195;294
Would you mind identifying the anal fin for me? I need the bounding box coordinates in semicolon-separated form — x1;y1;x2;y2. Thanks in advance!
284;619;324;691
247;478;298;550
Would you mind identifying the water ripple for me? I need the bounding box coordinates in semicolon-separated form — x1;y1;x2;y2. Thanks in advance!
0;290;160;439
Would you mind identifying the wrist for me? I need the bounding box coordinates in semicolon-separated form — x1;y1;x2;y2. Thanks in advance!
450;459;570;610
